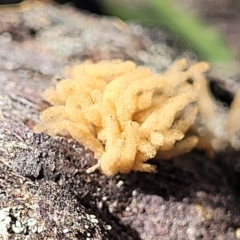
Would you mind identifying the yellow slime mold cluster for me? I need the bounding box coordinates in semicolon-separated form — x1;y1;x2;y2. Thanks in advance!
35;59;209;175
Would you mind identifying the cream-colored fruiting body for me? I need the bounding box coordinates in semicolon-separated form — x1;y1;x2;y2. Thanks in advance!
35;59;210;175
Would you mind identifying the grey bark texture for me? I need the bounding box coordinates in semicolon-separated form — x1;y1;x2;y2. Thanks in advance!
1;2;240;239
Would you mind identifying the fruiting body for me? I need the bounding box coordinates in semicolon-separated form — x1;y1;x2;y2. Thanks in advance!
35;59;208;175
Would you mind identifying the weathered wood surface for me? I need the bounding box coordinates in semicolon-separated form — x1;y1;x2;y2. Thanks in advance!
1;2;240;239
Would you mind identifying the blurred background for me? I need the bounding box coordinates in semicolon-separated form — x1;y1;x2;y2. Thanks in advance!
1;0;240;65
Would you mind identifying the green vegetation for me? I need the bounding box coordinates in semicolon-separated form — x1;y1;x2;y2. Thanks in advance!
102;0;236;64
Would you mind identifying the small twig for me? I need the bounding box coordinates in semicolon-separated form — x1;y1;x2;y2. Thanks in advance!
0;158;11;168
86;161;101;174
